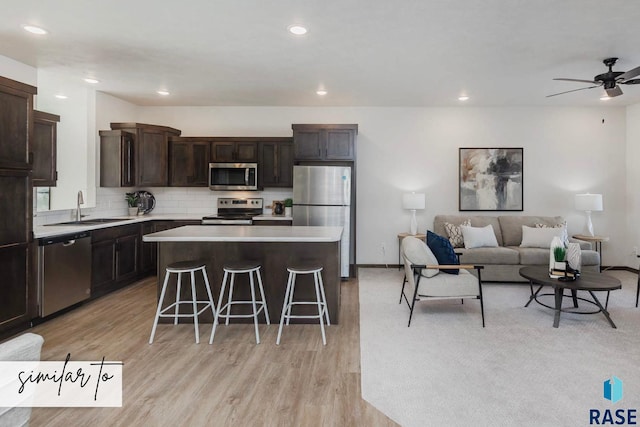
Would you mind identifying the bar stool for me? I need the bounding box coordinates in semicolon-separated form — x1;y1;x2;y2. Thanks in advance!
149;260;216;344
276;263;330;345
209;262;270;344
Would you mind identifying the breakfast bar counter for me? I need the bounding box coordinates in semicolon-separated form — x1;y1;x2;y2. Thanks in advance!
143;225;343;324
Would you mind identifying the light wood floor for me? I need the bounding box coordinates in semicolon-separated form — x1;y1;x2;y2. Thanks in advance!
29;276;397;427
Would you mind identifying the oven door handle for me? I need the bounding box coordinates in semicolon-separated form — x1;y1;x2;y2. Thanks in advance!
245;168;249;186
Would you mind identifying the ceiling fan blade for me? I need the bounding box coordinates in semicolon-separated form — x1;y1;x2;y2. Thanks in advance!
618;65;640;82
606;86;623;97
621;78;640;85
553;78;598;84
546;85;600;98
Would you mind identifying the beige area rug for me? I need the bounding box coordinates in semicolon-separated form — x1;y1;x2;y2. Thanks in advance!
358;268;640;427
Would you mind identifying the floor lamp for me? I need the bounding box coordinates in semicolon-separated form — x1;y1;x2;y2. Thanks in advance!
402;192;425;235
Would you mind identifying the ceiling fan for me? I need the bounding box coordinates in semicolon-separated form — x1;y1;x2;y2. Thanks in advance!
547;57;640;98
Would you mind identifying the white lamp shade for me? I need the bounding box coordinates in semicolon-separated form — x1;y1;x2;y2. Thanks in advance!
575;193;603;211
402;193;425;210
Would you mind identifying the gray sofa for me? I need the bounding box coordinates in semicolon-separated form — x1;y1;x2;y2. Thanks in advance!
433;215;600;282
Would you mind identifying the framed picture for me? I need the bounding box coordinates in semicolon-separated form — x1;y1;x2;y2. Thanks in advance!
459;148;523;211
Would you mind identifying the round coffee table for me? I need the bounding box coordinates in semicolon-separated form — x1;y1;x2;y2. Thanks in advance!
519;266;621;328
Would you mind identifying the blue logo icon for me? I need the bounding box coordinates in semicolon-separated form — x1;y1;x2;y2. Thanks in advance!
604;376;623;404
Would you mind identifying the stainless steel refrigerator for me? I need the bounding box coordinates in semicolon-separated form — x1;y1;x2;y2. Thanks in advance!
293;165;352;277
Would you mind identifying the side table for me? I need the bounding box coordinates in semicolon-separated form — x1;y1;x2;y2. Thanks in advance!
397;232;426;270
572;234;609;271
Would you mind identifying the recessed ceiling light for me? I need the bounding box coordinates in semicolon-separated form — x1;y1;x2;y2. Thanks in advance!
288;25;308;35
316;89;327;96
458;95;469;101
55;94;68;99
22;25;47;35
84;78;100;84
600;95;610;101
157;90;170;96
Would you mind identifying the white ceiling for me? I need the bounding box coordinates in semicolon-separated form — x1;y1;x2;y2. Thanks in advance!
2;0;640;107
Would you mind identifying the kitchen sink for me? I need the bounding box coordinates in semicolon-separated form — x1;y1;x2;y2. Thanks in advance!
44;218;131;226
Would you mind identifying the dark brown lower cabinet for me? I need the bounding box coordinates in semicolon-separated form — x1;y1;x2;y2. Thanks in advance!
0;244;30;336
91;224;140;298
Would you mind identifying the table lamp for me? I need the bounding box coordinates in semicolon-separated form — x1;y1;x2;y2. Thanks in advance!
575;193;603;237
402;192;425;235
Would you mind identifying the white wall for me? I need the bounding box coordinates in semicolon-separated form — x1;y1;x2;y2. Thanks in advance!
626;104;640;268
0;55;36;85
134;106;628;266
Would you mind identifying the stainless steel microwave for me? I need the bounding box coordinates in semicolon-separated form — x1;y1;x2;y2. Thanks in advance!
209;162;258;191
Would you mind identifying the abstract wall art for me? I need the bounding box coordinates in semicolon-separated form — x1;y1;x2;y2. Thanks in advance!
459;148;523;211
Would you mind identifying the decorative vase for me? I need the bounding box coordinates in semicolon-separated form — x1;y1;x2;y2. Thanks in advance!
566;243;581;271
128;207;138;216
285;207;292;217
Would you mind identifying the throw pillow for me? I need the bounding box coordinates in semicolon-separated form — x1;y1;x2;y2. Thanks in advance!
426;231;459;275
444;219;471;248
460;224;499;249
521;225;565;248
535;222;569;246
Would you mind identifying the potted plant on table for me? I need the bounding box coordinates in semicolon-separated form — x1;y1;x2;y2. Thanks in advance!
125;192;139;216
284;198;293;217
553;246;567;271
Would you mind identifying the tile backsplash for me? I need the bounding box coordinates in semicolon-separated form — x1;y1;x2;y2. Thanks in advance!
34;187;293;226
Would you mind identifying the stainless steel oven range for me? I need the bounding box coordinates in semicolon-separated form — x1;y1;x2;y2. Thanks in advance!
202;198;264;225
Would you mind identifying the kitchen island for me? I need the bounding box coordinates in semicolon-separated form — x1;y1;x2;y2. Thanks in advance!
143;225;343;324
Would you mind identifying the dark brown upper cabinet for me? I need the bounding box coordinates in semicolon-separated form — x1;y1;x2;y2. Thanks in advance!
0;75;37;339
0;77;35;170
259;139;294;188
99;130;135;187
292;124;358;161
32;110;60;187
169;138;211;186
109;123;181;187
211;140;258;162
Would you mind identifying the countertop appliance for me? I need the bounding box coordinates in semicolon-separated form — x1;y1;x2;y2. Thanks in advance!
292;165;352;278
209;162;258;191
37;231;91;317
202;198;264;224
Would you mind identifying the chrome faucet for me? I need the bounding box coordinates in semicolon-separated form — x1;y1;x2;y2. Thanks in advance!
76;190;84;221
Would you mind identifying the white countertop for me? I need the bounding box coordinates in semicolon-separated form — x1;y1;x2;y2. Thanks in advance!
33;214;203;239
143;225;343;242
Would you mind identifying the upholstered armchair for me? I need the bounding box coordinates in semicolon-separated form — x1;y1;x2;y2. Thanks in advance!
0;333;44;427
400;236;486;327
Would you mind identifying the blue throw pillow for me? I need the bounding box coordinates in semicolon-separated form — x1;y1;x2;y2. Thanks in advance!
426;231;459;275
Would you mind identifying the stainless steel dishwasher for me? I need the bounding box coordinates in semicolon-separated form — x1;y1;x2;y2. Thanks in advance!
38;231;91;317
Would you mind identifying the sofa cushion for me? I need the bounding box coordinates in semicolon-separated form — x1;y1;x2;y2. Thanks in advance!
498;216;565;246
520;225;566;248
513;247;551;265
434;215;503;246
457;247;520;265
461;224;499;249
426;231;459;275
